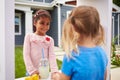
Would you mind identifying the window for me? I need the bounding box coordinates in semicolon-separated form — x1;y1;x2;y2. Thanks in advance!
15;13;21;35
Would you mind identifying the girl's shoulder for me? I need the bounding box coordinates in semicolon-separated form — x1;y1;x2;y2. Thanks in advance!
24;33;33;39
25;33;34;37
96;46;105;52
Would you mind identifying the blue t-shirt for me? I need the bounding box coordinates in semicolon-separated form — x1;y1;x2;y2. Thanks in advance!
61;46;108;80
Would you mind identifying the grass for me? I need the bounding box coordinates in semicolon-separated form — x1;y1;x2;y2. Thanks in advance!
15;46;26;78
15;46;62;78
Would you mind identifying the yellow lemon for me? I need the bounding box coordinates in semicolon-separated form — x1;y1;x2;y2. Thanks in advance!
31;74;39;80
25;76;32;80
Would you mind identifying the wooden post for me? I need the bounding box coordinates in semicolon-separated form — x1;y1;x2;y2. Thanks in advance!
77;0;112;80
0;0;14;79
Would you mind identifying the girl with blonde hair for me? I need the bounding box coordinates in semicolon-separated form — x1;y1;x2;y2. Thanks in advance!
59;5;108;80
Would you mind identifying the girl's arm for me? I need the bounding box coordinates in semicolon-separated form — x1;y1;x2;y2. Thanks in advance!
59;72;70;80
51;72;70;80
23;34;37;75
104;68;107;80
48;38;58;73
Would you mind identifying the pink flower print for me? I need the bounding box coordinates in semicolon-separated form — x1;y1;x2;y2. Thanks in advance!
31;38;38;43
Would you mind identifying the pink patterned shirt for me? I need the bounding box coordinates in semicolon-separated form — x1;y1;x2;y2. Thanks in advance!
23;33;58;75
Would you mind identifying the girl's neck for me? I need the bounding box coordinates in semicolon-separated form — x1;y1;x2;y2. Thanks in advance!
77;36;96;48
34;32;45;36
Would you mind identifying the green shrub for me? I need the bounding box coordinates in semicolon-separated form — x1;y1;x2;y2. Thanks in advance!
111;56;120;66
111;36;120;66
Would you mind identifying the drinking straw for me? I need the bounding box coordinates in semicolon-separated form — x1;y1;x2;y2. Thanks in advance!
41;48;46;66
42;48;44;59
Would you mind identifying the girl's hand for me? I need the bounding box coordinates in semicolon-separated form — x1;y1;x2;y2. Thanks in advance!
51;72;60;80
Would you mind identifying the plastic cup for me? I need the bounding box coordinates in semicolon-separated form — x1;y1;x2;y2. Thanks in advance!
39;58;49;79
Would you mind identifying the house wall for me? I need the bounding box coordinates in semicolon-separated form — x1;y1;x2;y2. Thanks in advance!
112;12;120;44
45;0;53;3
61;5;74;29
47;5;74;46
47;7;58;46
60;5;75;46
15;10;25;45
